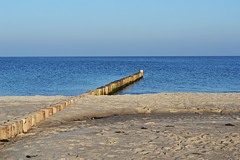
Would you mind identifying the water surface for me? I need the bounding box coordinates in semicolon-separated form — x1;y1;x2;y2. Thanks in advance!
0;56;239;96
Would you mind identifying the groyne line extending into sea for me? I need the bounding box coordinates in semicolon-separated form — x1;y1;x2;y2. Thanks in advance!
0;70;144;140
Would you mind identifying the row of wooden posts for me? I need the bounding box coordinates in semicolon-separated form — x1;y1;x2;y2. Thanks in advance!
0;70;144;140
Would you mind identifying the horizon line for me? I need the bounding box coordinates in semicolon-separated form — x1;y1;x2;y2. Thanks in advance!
0;55;240;58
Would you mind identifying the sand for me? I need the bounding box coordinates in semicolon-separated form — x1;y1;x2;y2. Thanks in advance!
0;96;71;125
1;93;240;159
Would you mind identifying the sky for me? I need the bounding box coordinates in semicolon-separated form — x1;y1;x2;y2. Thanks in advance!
0;0;240;56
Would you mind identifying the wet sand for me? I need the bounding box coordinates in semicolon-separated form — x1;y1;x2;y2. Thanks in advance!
1;93;240;159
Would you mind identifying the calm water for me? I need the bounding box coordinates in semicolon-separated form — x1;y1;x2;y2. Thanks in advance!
0;57;239;96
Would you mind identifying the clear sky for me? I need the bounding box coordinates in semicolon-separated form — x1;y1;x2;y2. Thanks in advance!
0;0;240;56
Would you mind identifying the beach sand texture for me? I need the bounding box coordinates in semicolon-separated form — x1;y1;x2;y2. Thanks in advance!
0;96;71;125
1;93;240;159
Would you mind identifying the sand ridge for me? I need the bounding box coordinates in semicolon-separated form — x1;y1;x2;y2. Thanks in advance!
40;93;240;124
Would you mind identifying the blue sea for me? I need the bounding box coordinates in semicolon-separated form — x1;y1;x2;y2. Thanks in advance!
0;57;239;96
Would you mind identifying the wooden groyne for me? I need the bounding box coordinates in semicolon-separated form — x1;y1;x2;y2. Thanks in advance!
86;70;144;95
0;70;144;140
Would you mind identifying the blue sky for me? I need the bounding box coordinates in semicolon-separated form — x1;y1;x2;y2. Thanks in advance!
0;0;240;56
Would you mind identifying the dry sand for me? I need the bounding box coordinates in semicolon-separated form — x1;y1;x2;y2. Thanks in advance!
1;93;240;159
0;96;71;125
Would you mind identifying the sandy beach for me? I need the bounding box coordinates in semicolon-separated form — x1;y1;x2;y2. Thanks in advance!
0;96;72;126
1;93;240;159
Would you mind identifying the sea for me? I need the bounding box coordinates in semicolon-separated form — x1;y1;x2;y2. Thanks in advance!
0;56;239;96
